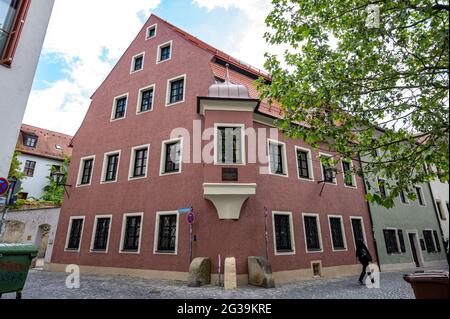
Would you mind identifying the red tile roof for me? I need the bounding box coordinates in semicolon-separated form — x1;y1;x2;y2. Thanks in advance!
16;124;73;160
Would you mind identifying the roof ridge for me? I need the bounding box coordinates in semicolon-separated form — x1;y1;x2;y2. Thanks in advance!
21;123;73;138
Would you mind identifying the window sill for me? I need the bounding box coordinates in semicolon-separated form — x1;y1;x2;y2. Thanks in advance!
90;249;108;254
160;171;181;176
64;248;80;253
165;99;185;107
298;177;314;182
306;249;323;253
154;250;176;255
136;109;153;115
128;175;147;181
110;117;126;123
157;58;171;65
130;68;143;74
120;249;140;254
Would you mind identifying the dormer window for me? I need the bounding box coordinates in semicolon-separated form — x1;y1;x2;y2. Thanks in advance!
157;41;172;63
131;52;144;73
23;134;37;148
146;24;157;39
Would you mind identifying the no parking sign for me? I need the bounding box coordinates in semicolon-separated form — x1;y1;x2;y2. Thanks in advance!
0;178;9;196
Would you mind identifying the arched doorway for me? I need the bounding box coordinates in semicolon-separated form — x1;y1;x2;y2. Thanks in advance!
1;220;25;243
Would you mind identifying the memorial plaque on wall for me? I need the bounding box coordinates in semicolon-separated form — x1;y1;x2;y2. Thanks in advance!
222;168;238;181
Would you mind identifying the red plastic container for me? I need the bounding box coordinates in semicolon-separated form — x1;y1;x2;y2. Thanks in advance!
403;271;449;299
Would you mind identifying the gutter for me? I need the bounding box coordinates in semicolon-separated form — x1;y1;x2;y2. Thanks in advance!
358;152;382;271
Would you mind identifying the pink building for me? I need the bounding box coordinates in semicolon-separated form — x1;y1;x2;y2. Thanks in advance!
49;15;376;284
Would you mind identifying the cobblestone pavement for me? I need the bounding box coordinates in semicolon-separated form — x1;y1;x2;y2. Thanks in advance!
1;267;429;299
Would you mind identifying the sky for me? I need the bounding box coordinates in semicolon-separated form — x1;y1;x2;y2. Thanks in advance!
24;0;278;136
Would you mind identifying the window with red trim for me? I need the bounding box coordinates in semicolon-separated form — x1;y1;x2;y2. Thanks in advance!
0;0;31;67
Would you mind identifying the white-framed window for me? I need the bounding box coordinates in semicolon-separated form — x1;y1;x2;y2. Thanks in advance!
271;211;296;255
214;123;246;165
160;138;183;176
111;93;129;121
302;213;323;253
399;188;409;205
130;52;145;73
153;211;180;255
319;153;337;185
415;185;426;206
341;160;357;188
64;216;85;252
436;200;447;220
268;139;288;177
328;215;348;251
165;74;186;106
90;215;112;253
157;40;173;64
295;146;314;181
146;24;157;40
350;216;367;248
119;212;143;254
76;155;95;187
100;150;121;184
136;84;155;114
128;144;150;180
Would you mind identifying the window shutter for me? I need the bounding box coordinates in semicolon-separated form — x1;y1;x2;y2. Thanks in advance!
1;0;31;66
397;230;406;253
433;230;441;253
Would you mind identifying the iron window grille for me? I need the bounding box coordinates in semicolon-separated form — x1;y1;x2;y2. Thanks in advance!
269;143;285;175
133;148;148;177
81;159;93;185
67;219;83;250
23;160;36;177
157;214;177;252
123;216;141;251
140;88;154;112
329;217;345;250
383;229;400;254
164;142;181;173
397;229;406;253
114;97;127;119
304;216;321;251
23;134;37;147
133;55;143;72
93;218;110;251
342;161;355;186
105;154;119;181
415;187;425;205
351;218;365;245
217;127;242;164
297;150;310;179
169;79;184;104
274;214;292;252
160;44;171;61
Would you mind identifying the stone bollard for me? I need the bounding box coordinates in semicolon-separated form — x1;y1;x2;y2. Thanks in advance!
248;256;275;288
224;257;237;290
188;257;211;287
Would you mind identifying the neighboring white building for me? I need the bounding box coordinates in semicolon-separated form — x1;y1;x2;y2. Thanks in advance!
429;179;449;247
0;0;55;179
15;124;72;199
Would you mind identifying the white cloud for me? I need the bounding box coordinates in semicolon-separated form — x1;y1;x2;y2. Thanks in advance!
24;0;161;135
192;0;284;71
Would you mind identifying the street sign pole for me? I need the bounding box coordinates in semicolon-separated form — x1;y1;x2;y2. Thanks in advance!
189;223;193;265
264;207;269;262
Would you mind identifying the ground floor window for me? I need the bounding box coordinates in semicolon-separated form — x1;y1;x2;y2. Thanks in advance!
122;215;142;252
92;217;111;251
423;230;440;253
304;215;322;252
329;216;346;250
156;213;178;253
66;218;84;251
351;218;365;246
383;229;400;254
274;214;293;252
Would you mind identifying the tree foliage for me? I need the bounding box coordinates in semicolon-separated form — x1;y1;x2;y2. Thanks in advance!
8;151;25;181
259;0;449;207
41;156;70;205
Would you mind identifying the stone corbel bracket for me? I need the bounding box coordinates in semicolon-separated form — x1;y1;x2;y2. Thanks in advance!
203;183;257;220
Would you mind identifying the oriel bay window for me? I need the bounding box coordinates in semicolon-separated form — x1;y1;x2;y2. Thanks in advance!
303;214;322;252
155;213;178;254
329;216;346;251
161;139;182;175
121;214;142;252
66;217;84;251
130;146;148;179
91;216;111;252
273;213;294;254
216;126;244;164
268;140;287;176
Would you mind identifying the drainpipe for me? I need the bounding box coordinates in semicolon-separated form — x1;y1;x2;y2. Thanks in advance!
426;182;448;266
358;153;382;271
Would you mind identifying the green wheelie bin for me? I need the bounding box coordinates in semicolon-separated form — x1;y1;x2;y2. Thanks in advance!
0;244;38;299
